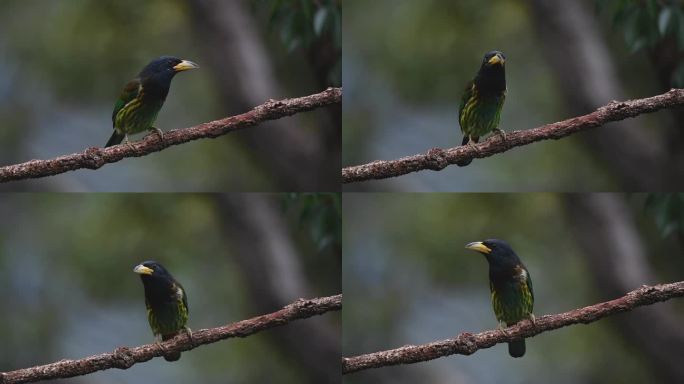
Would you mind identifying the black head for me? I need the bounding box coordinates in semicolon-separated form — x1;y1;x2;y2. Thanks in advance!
465;239;521;268
475;51;506;93
138;56;199;81
133;260;176;285
481;51;506;69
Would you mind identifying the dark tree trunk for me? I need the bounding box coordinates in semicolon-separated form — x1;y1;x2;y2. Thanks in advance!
528;0;684;190
563;194;684;383
185;0;339;190
214;194;340;384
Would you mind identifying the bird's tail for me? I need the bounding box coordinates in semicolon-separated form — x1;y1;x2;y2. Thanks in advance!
105;131;125;147
456;136;477;167
161;334;181;362
508;339;525;358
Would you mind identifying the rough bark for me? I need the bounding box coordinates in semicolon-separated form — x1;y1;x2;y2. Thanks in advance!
342;282;684;374
528;0;684;190
0;87;341;183
564;194;684;383
1;295;342;384
215;195;340;384
185;0;340;189
342;88;684;183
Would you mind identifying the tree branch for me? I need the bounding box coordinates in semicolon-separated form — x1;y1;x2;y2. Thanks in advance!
342;281;684;374
1;294;341;384
0;87;341;183
342;88;684;183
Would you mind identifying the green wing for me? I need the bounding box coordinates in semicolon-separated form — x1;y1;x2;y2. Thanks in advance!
181;284;188;314
525;267;534;303
112;78;141;125
458;81;474;118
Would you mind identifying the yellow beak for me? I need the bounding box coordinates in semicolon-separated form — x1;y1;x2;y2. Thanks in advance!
133;264;154;275
465;241;492;254
173;60;200;72
487;54;504;66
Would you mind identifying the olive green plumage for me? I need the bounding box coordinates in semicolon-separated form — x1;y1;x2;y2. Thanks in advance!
134;261;190;362
106;56;199;147
466;239;534;358
457;51;507;166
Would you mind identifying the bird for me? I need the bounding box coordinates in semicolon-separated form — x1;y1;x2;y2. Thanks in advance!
106;56;199;147
456;51;507;166
465;239;534;358
133;261;191;361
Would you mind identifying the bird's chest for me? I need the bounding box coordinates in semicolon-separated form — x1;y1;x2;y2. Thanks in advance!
145;287;187;336
115;88;166;133
489;268;532;324
461;92;505;136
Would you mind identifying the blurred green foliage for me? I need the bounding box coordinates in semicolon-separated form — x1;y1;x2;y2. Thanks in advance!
283;193;341;292
342;0;629;191
598;0;684;86
263;0;341;84
0;0;336;191
0;0;190;100
285;193;341;252
343;193;681;384
267;0;341;51
0;193;339;383
646;193;684;237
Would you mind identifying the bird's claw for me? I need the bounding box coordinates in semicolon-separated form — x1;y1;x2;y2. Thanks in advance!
124;136;135;151
498;321;510;337
184;327;195;347
494;128;507;143
150;127;164;142
155;341;167;355
529;313;536;327
467;142;481;154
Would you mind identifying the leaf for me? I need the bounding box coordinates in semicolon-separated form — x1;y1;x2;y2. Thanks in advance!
645;194;684;238
628;37;648;53
313;7;328;36
658;6;672;36
672;63;684;88
678;10;684;49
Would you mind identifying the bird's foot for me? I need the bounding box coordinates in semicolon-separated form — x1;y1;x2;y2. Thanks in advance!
183;327;195;347
467;141;481;154
494;128;507;143
154;341;167;355
150;127;164;142
498;321;510;337
529;313;536;327
124;136;135;151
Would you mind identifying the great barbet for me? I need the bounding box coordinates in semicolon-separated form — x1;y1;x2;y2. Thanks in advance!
457;51;506;166
466;239;534;357
106;56;199;147
134;261;191;361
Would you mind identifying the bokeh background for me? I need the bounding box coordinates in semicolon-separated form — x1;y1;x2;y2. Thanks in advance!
0;0;341;191
0;193;341;384
343;193;684;383
343;0;684;191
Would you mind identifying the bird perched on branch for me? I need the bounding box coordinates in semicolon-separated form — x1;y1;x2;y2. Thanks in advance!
465;239;534;357
106;56;199;147
456;51;507;166
134;261;192;361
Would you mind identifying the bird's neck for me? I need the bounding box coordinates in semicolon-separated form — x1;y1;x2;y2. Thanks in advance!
487;258;519;283
142;278;176;304
140;74;174;102
474;68;506;95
